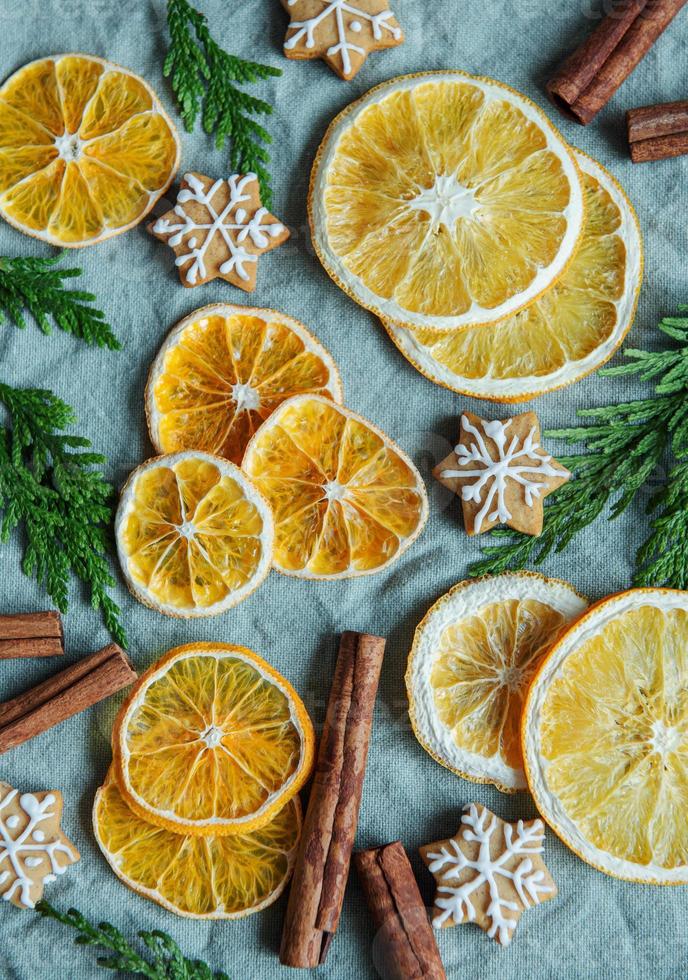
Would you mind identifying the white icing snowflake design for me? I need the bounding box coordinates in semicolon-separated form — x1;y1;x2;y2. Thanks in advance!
153;173;286;286
285;0;401;77
427;804;554;946
441;415;563;533
0;787;77;909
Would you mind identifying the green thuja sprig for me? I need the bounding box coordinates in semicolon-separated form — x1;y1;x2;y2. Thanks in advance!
36;902;230;979
0;253;120;348
164;0;281;206
0;382;126;647
469;310;688;589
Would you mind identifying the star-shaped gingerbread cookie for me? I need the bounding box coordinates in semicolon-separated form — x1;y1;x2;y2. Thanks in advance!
433;411;570;537
281;0;403;81
420;803;557;947
149;172;290;291
0;781;80;910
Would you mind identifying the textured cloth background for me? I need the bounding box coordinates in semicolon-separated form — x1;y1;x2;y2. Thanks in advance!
1;1;687;977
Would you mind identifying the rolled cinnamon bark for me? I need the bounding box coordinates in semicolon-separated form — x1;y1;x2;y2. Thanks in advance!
355;842;446;980
0;611;64;659
0;644;136;753
627;100;688;160
279;630;386;969
547;0;688;125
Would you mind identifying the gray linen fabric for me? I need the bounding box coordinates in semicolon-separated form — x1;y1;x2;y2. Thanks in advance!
1;1;687;977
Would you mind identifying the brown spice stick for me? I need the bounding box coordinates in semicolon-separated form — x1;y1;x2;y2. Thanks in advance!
0;644;136;754
0;611;64;659
355;842;446;980
0;638;64;659
627;99;688;160
547;0;687;124
280;630;386;969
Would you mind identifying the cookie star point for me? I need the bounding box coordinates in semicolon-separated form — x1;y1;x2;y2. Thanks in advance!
150;171;289;291
420;803;557;946
281;0;404;81
434;410;570;536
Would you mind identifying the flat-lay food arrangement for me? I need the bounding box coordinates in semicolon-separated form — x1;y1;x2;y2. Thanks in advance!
2;1;688;978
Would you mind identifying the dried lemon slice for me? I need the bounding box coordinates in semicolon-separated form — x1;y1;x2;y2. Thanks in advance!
113;643;315;836
146;305;343;465
94;769;301;918
115;451;273;617
309;71;583;332
0;54;179;246
524;588;688;882
384;151;643;400
242;394;428;578
406;573;587;792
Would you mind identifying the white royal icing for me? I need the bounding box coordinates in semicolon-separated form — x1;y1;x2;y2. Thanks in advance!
0;788;77;909
441;415;563;533
153;173;285;286
427;804;554;946
285;0;401;77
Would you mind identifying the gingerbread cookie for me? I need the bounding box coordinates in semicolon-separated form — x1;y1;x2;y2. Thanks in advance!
434;411;570;536
281;0;403;80
420;804;557;947
150;172;290;291
0;782;80;909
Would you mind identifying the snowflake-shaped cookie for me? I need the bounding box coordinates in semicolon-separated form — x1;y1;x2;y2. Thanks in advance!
0;782;80;910
420;804;557;946
281;0;403;80
433;411;570;536
150;172;290;291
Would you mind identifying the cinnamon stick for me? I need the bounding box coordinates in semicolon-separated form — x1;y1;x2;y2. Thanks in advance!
547;0;688;125
0;611;63;659
0;644;136;753
354;842;446;980
627;99;688;161
280;630;386;969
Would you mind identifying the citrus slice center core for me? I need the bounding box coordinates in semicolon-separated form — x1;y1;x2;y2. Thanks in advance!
409;173;479;229
231;381;261;412
54;132;83;162
650;720;681;757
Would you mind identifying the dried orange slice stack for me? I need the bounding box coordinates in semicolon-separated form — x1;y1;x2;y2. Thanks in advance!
115;451;273;617
524;589;688;883
0;54;179;246
95;642;313;917
146;305;343;465
309;71;643;399
406;573;587;792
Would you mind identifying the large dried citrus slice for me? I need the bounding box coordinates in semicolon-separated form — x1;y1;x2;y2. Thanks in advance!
113;643;315;836
524;589;688;882
94;769;301;918
309;71;584;332
0;54;179;246
384;151;643;400
146;305;343;466
406;574;587;792
242;394;428;578
115;451;273;617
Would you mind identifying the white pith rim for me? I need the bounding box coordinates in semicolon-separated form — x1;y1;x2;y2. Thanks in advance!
310;70;584;331
384;150;643;399
115;450;274;618
117;646;309;832
407;573;588;791
524;589;688;883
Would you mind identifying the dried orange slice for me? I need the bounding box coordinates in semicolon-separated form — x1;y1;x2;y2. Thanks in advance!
146;305;343;466
115;451;273;617
309;71;583;332
406;574;587;792
94;769;301;918
524;589;688;882
384;151;643;400
113;643;315;836
242;394;428;578
0;54;179;246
